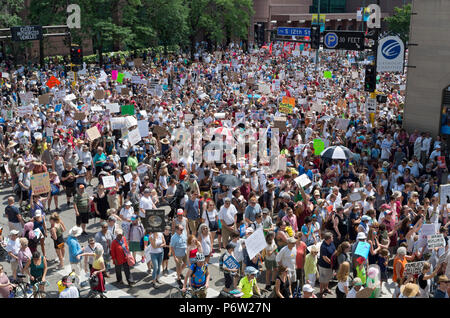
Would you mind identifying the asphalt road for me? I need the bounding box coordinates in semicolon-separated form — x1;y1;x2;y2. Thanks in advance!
0;181;396;298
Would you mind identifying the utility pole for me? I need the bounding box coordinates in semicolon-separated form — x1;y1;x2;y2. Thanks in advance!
369;0;381;125
315;0;321;70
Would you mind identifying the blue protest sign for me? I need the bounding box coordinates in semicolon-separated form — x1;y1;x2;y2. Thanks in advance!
239;224;246;238
223;255;240;270
354;241;371;259
54;104;62;112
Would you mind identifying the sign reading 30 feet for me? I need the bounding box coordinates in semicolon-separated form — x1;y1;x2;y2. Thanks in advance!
323;31;365;51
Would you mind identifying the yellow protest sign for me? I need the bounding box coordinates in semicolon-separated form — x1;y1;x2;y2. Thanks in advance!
279;96;295;114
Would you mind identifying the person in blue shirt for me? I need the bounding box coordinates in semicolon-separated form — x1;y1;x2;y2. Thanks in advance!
244;196;262;225
182;252;209;298
170;224;188;287
433;275;449;298
297;161;313;180
184;191;201;236
66;226;84;276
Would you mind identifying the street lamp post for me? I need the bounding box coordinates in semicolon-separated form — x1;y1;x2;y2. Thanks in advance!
315;0;321;70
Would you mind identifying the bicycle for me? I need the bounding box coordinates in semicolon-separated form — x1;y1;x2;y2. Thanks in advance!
31;280;49;298
11;273;30;298
86;274;107;298
169;285;207;299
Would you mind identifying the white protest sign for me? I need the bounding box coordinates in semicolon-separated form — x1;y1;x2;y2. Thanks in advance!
439;184;450;206
110;117;126;130
123;173;133;183
45;127;54;137
102;175;116;189
137;120;149;138
259;84;271;95
336;118;350;131
351;71;359;79
294;174;312;188
64;93;76;101
244;227;266;260
128;128;141;146
404;261;425;275
349;192;363;202
137;165;148;175
427;234;446;249
125;116;138;128
105;103;120;113
17;105;34;117
421;224;437;237
131;76;141;84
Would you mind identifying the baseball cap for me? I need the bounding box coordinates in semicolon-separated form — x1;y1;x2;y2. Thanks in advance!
177;209;184;215
262;208;270;214
10;229;19;235
302;284;314;293
361;215;371;222
353;277;363;286
224;197;231;202
125;201;132;206
287;237;297;244
131;215;137;221
34;210;42;218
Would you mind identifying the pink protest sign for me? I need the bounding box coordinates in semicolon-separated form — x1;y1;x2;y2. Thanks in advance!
112;70;118;80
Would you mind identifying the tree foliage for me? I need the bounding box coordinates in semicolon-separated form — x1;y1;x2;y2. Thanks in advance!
0;0;25;27
384;4;412;43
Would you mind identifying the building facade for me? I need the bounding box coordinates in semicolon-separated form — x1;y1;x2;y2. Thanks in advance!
250;0;411;46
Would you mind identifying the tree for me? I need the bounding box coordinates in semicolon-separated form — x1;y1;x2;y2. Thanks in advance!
384;4;412;43
0;0;24;27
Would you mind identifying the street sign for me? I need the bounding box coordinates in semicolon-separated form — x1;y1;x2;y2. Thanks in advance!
366;97;377;113
323;31;365;51
277;27;310;37
11;25;43;41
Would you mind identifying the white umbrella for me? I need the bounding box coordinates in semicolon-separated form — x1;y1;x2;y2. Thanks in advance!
320;145;353;160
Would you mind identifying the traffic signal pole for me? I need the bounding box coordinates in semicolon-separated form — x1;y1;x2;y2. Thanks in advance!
369;0;380;125
315;0;321;70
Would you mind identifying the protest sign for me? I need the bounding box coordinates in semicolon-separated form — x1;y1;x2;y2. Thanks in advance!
324;71;332;79
421;224;437;237
354;241;371;259
153;125;169;137
137;165;148;175
110;118;126;130
128;128;141;146
223;255;240;270
349;192;363;202
86;126;101;141
38;94;50;105
336;118;350;131
133;58;143;67
123;173;133;183
404;261;425;275
19;91;34;104
121;104;135;115
46;76;60;88
17;105;33;117
94;89;105;99
125;116;138;128
45;127;54;137
294;174;312;189
427;234;446;249
117;72;125;83
273;117;287;133
143;210;166;232
244;227;266;260
74;112;86;121
137;120;149;137
279;96;295;114
102;175;116;189
30;173;51;195
105;103;120;113
439;184;450;205
313;139;325;155
111;70;118;80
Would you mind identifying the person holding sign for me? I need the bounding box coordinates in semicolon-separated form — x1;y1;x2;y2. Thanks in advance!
393;247;414;284
73;184;90;236
222;243;238;293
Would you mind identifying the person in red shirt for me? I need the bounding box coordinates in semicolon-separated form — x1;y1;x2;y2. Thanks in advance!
110;228;136;286
295;238;308;287
178;163;187;181
240;178;251;202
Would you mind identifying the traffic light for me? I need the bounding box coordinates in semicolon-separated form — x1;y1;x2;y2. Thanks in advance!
310;25;320;50
364;64;376;92
70;45;83;65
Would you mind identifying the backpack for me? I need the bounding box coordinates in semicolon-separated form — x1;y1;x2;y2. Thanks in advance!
330;251;339;271
258;193;265;206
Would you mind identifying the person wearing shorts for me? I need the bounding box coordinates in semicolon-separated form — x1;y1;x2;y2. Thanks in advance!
223;243;238;292
162;226;172;275
73;184;90;235
170;224;188;287
61;163;77;207
318;232;335;296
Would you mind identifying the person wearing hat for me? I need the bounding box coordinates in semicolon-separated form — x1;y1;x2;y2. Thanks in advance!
73;183;90;236
434;275;449;298
276;236;298;285
301;283;317;298
119;200;135;238
5;230;21;281
238;266;261;298
74;160;87;187
17;163;32;207
66;226;84;277
58;274;80;298
184;190;202;236
79;144;94;186
95;221;113;274
346;277;364;298
222;242;238;292
399;282;420;298
128;215;145;264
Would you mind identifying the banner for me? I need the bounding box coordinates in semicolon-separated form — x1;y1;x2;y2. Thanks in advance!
30;172;51;195
121;104;135;115
11;25;43;41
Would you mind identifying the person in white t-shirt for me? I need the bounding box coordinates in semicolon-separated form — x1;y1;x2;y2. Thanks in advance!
346;277;363;298
119;201;134;238
276;237;297;283
59;275;80;298
139;188;156;218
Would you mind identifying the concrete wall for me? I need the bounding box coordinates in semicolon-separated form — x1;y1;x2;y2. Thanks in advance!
403;0;450;136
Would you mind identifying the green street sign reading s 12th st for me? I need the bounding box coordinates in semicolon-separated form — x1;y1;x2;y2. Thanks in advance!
323;31;365;51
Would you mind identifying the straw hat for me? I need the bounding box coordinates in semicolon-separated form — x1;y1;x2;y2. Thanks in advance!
400;283;419;298
69;226;82;237
160;138;170;145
